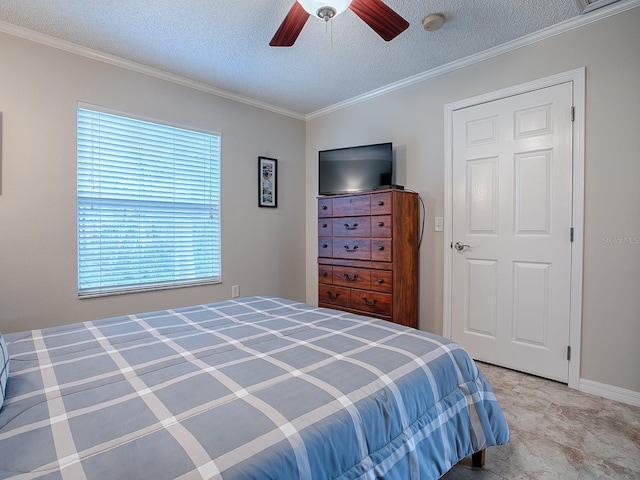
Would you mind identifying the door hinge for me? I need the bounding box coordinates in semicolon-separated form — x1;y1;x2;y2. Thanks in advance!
570;227;574;242
571;106;575;122
567;345;571;361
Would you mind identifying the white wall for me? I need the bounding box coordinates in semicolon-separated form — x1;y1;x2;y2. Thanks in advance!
0;32;307;333
305;8;640;394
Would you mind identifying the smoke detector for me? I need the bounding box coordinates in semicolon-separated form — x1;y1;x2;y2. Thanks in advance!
422;13;445;31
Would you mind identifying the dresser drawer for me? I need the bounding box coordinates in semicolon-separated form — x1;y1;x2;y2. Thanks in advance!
333;266;371;290
318;285;351;308
371;270;392;293
318;265;332;284
332;194;370;216
371;215;392;237
318;238;333;258
318;198;332;218
332;238;370;260
351;290;392;317
371;239;392;262
318;219;332;236
371;192;392;215
332;216;370;237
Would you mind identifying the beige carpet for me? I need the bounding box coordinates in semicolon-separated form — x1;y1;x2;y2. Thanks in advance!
443;362;640;480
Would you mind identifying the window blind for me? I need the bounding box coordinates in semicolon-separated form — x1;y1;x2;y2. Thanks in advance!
77;107;221;297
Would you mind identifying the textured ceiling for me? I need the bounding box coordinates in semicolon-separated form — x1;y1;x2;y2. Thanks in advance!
0;0;604;116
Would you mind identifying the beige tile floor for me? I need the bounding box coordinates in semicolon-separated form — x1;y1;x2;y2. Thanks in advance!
443;362;640;480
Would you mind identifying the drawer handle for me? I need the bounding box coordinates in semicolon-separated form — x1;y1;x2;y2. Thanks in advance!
321;272;328;277
322;244;328;249
322;223;328;228
344;273;358;282
344;245;359;252
362;297;377;306
327;291;340;300
377;201;384;206
322;205;328;210
377;246;384;251
377;278;384;284
377;222;384;227
344;223;359;230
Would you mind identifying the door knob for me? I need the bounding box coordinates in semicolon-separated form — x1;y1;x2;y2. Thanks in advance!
454;241;471;251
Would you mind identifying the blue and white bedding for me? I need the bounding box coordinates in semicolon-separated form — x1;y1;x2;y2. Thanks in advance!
0;296;508;479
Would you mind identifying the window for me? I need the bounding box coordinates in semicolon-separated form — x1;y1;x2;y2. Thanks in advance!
77;106;221;297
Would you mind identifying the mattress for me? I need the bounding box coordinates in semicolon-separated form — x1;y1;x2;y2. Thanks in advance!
0;296;509;479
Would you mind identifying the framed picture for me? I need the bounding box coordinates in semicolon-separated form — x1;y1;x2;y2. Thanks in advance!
258;156;277;208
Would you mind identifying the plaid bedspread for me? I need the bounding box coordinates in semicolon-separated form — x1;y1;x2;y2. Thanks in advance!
0;296;508;479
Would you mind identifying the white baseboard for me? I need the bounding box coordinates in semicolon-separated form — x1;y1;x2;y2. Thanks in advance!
579;378;640;407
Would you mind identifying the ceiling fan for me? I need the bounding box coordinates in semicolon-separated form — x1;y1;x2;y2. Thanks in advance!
270;0;409;47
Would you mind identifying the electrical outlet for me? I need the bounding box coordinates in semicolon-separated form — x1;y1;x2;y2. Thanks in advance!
435;217;444;232
232;285;240;298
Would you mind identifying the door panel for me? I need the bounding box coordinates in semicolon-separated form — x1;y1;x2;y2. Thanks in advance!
514;151;552;234
467;158;498;235
466;258;498;337
512;261;550;346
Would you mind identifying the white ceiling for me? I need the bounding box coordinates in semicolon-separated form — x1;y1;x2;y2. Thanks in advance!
0;1;621;117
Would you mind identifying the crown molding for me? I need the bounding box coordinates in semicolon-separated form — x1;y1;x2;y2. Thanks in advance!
0;20;306;121
305;0;640;120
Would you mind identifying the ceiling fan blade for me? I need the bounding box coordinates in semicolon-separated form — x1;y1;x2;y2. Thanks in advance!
270;2;310;47
349;0;409;42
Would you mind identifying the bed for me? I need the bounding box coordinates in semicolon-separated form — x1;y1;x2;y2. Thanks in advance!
0;296;509;479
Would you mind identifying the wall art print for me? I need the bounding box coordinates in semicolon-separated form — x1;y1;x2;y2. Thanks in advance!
258;156;277;208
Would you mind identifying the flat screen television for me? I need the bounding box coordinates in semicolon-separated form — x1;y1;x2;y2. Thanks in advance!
318;142;394;195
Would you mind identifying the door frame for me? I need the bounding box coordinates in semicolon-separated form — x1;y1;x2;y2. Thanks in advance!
443;68;585;389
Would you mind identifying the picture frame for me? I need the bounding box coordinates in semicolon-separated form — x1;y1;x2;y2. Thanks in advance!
258;156;277;208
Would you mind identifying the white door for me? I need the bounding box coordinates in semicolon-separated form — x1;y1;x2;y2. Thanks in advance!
450;83;574;383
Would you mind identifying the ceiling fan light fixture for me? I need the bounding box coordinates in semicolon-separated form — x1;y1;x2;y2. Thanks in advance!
298;0;352;20
270;0;408;47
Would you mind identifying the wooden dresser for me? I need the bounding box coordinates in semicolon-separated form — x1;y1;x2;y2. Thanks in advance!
317;189;419;328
